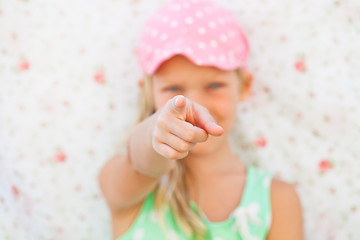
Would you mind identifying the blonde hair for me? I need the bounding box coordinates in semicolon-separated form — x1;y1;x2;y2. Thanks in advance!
136;69;248;239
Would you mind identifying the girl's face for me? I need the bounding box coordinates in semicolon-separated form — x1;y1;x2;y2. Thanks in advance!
152;55;249;155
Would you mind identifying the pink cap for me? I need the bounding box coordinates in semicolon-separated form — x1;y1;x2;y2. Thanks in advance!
136;0;249;75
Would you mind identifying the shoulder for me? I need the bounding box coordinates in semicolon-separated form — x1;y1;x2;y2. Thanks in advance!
269;179;302;213
270;178;298;199
267;179;304;240
106;153;126;167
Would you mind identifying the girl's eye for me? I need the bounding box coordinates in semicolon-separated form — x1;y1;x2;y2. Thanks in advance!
166;86;181;92
208;83;223;89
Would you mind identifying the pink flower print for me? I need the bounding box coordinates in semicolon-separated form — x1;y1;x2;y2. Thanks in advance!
309;92;316;99
12;33;18;40
94;71;105;84
319;159;333;173
324;115;331;123
55;151;67;162
79;214;86;221
19;59;30;71
254;136;267;148
109;103;116;110
263;86;271;94
295;59;306;72
289;136;296;143
296;112;303;120
351;206;357;213
12;185;19;197
241;144;249;151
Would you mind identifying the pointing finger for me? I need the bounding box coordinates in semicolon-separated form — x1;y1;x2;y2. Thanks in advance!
194;108;223;136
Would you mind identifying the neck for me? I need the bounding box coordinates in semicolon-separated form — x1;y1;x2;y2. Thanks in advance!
183;138;240;179
182;138;247;204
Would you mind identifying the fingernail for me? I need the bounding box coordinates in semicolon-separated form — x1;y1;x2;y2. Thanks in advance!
175;95;183;106
213;122;223;129
175;96;180;105
211;121;221;129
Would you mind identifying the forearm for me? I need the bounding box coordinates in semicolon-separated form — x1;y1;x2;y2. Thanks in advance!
99;109;175;212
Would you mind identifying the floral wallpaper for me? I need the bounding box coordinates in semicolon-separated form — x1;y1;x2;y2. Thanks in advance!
1;0;359;239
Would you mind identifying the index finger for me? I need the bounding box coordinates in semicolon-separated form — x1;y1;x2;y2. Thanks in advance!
194;107;223;137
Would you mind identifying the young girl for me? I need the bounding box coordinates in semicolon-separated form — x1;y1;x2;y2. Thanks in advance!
99;0;303;239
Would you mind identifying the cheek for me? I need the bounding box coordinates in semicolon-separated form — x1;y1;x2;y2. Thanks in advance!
153;96;165;111
215;94;238;128
223;104;237;126
153;92;174;111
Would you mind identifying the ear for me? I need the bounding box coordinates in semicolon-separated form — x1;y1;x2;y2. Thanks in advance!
138;78;144;88
239;73;253;102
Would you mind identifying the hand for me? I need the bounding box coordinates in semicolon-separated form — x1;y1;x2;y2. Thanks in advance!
152;95;223;160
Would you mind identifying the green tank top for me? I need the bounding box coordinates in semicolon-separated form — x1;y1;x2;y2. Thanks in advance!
117;165;273;240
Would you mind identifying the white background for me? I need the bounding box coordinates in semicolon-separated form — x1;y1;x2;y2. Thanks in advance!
1;0;359;239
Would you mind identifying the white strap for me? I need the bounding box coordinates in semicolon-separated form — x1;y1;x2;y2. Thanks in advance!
232;203;262;240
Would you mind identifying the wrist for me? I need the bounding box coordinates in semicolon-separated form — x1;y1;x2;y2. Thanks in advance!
128;117;175;178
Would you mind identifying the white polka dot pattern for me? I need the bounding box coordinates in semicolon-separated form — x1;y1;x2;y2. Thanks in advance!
133;228;144;240
149;210;159;223
167;230;179;240
137;0;249;75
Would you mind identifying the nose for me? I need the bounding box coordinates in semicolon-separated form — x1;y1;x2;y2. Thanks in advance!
184;90;208;108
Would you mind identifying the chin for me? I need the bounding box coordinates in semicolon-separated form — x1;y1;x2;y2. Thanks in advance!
188;143;208;156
